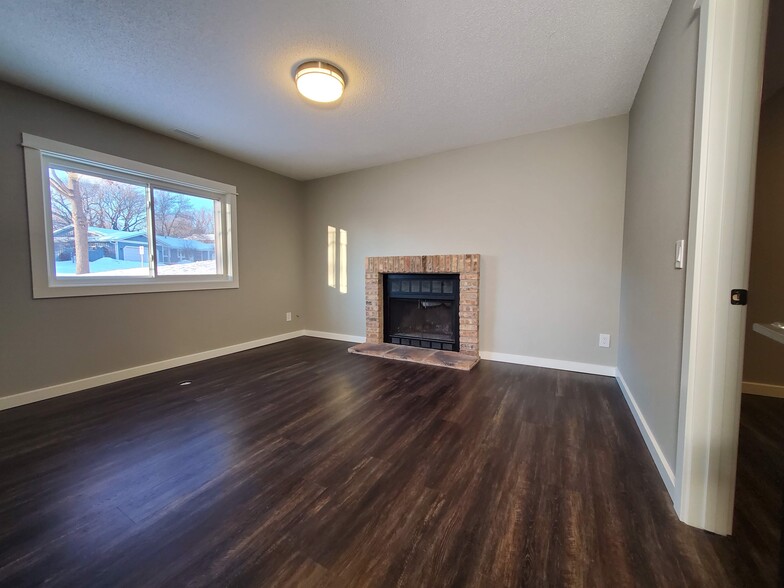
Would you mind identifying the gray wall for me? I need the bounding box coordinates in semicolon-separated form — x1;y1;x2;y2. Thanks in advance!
304;115;629;368
618;0;699;466
744;88;784;386
0;81;306;398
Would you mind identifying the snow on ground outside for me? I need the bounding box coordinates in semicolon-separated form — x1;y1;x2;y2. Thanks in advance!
55;258;217;276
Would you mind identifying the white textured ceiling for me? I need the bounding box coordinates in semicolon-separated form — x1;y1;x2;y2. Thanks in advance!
0;0;671;180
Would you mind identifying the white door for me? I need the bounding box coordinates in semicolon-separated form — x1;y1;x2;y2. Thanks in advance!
676;0;768;535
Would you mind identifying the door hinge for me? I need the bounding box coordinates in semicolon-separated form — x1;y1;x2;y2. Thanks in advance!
730;289;748;306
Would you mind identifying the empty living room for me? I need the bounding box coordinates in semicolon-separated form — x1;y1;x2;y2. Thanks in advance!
1;0;781;586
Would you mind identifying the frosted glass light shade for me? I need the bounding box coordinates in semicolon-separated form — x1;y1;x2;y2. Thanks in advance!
295;61;345;103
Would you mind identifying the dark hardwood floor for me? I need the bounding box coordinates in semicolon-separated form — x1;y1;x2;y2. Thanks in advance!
0;336;765;586
730;393;784;587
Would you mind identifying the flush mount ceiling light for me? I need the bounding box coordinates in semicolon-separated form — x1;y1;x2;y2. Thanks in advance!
294;61;345;103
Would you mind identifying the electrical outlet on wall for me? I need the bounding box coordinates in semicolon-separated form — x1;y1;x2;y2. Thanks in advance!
286;312;292;322
599;334;611;348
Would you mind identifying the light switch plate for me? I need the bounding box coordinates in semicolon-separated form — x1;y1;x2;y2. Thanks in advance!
675;240;685;269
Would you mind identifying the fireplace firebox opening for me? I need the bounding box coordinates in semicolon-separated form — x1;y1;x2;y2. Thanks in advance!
384;273;459;351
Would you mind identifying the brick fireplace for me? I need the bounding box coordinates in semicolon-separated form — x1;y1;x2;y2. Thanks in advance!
363;254;480;356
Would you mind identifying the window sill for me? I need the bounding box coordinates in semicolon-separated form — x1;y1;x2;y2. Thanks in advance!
34;275;239;298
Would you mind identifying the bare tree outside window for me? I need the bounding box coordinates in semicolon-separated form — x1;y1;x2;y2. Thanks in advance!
49;167;150;277
24;134;238;297
153;190;194;237
47;166;219;278
49;170;90;274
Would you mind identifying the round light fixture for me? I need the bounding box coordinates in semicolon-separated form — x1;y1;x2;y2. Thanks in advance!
295;61;345;103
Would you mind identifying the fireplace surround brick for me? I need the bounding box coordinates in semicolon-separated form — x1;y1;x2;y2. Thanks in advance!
363;254;480;356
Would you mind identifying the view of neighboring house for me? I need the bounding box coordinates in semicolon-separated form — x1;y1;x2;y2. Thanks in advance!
52;225;215;266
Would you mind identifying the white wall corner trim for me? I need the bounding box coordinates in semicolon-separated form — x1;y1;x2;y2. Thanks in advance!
0;330;306;411
479;351;617;377
616;371;677;498
302;330;366;344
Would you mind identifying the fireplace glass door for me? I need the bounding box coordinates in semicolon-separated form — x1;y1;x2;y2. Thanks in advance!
384;274;459;351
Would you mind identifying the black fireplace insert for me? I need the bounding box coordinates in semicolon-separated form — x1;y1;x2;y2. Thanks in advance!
384;273;459;351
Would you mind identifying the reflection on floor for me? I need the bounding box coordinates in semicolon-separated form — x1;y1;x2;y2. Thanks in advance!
0;337;770;586
731;393;784;586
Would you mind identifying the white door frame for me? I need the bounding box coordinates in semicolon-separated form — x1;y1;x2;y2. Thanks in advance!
675;0;768;535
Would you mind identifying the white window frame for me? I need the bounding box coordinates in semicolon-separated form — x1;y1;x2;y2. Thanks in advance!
22;133;239;298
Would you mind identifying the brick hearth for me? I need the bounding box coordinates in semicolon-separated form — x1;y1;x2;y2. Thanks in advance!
363;254;480;356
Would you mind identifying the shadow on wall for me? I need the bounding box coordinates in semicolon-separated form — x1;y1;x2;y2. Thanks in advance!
743;87;784;393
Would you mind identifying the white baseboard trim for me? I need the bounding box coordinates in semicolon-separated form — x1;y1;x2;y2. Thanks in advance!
302;330;366;344
479;351;617;377
0;329;626;416
742;381;784;398
615;371;676;499
297;338;618;376
0;330;306;412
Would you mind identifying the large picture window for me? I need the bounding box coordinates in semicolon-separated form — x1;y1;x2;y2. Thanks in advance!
23;134;239;298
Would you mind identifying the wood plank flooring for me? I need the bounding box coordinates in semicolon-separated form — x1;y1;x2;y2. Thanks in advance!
0;337;759;586
729;393;784;587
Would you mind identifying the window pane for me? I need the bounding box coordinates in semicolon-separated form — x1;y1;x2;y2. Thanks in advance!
49;166;151;277
152;189;218;275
